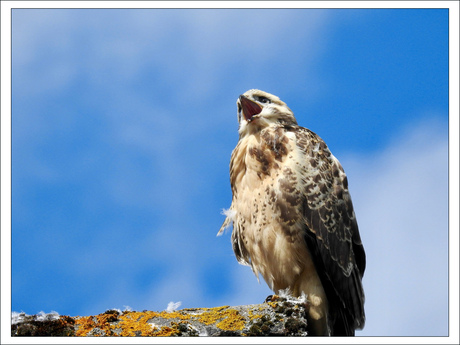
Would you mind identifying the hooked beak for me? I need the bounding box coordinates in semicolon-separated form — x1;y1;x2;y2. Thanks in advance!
239;95;262;122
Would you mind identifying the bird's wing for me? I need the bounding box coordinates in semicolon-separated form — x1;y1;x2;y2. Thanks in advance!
293;126;366;335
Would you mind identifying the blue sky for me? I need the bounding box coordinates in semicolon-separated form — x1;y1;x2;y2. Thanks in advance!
5;6;453;337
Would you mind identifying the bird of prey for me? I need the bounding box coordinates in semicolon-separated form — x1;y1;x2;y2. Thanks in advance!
218;89;365;336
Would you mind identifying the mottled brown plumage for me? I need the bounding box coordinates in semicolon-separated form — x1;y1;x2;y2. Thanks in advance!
218;89;365;336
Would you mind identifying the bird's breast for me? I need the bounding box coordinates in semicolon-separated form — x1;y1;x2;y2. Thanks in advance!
229;128;327;300
230;127;311;280
232;127;302;219
244;126;291;178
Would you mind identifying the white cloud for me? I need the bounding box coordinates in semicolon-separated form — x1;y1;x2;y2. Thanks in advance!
13;9;332;101
340;118;448;336
12;9;335;213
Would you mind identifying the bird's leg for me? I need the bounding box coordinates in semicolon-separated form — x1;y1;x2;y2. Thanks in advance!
293;271;330;336
304;295;329;336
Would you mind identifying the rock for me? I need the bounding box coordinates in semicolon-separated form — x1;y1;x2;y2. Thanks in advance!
11;295;309;336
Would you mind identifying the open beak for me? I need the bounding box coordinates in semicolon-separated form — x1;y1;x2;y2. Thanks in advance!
239;95;262;122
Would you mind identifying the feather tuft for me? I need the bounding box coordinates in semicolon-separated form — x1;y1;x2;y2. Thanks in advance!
166;301;182;312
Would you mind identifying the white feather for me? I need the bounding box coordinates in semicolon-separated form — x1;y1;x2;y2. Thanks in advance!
221;208;236;220
166;301;182;312
217;208;236;236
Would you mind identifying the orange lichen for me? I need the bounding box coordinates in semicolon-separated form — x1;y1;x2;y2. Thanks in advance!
156;310;191;320
115;311;158;336
215;309;245;331
74;306;250;336
248;309;264;321
192;306;246;331
153;326;180;336
74;310;196;337
75;316;96;336
267;301;278;309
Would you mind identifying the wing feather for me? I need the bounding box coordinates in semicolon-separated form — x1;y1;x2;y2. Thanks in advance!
294;127;366;335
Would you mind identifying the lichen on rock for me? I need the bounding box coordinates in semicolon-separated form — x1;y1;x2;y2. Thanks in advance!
12;295;310;336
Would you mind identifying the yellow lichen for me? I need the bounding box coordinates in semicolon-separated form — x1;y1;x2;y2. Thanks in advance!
153;326;180;336
74;309;196;337
193;306;246;331
115;311;158;336
75;316;96;336
196;306;229;325
267;301;278;309
248;309;264;321
74;306;249;336
156;310;191;320
215;309;245;331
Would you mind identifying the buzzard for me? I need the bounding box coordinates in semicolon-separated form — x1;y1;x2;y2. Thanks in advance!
218;89;365;336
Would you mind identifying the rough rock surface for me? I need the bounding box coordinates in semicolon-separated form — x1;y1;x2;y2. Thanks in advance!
11;295;310;336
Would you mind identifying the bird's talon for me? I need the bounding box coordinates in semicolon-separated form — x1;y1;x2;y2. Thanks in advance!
265;294;279;303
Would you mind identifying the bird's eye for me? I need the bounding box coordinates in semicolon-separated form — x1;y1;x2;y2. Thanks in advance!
257;96;271;104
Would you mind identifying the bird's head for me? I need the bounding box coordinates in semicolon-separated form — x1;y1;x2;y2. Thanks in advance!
236;89;297;136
